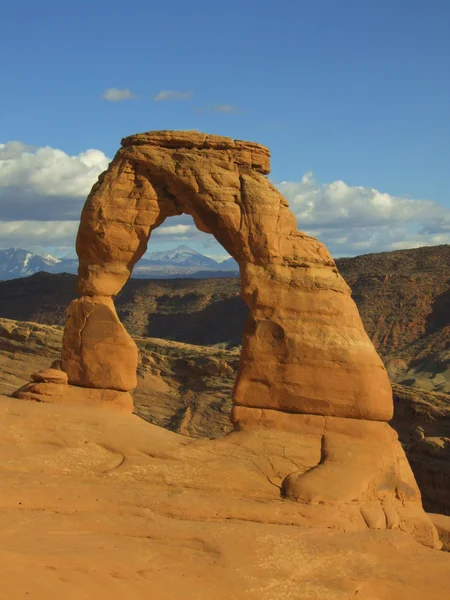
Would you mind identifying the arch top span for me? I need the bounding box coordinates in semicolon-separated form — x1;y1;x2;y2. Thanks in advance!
76;129;297;298
120;130;271;174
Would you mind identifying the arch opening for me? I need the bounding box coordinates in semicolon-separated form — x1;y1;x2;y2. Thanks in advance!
116;212;246;348
124;211;246;434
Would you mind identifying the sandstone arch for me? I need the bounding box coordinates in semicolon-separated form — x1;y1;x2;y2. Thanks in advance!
13;131;441;548
63;130;392;422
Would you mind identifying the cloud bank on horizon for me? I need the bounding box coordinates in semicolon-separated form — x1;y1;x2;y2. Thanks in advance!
0;140;449;259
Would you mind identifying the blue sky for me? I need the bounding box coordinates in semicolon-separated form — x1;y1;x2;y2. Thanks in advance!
1;0;450;259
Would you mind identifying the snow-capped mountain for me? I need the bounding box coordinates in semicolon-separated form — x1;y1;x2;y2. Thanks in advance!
141;245;220;268
0;248;61;280
131;245;239;278
0;245;239;280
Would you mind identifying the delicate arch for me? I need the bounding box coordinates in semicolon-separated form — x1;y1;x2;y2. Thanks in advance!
60;130;392;423
14;131;442;549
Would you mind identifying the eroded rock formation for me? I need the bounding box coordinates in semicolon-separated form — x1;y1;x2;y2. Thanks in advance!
13;130;441;548
75;131;393;420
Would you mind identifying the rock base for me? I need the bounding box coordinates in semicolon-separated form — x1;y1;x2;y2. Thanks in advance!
231;405;441;549
13;368;133;413
429;513;450;551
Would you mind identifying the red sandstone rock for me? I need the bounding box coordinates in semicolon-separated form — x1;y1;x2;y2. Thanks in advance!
429;513;450;550
13;381;133;412
61;296;138;391
1;395;449;599
31;368;68;385
12;130;438;548
72;130;392;420
232;405;441;548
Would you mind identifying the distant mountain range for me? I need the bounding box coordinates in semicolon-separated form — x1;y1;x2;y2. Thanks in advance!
138;245;219;267
0;248;62;280
0;246;239;280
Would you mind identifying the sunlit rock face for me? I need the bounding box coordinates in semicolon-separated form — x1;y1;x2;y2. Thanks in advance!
68;130;392;421
14;131;443;550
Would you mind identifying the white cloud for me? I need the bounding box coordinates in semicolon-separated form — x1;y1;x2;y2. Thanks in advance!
0;142;110;197
0;142;111;220
277;173;450;256
153;90;193;102
101;88;137;102
0;141;36;159
0;220;78;246
153;224;195;236
1;139;450;258
277;173;446;229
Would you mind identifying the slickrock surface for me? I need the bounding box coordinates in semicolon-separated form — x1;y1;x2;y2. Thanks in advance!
3;318;450;522
1;396;450;600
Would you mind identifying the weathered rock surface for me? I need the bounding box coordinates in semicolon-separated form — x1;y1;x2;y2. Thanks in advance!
10;131;439;552
429;513;450;551
68;129;393;421
61;296;138;391
0;316;62;355
234;406;440;548
31;367;68;384
4;317;450;519
14;379;133;412
338;245;450;394
1;396;450;600
392;383;450;515
0;317;239;437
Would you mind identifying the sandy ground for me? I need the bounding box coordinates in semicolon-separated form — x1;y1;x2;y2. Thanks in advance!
1;395;450;600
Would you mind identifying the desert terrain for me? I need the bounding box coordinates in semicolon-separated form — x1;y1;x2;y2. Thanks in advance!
2;131;450;599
